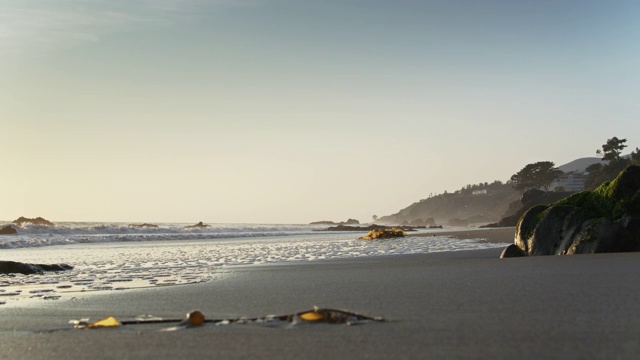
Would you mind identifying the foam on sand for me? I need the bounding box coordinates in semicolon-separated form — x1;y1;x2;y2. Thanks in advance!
0;233;503;306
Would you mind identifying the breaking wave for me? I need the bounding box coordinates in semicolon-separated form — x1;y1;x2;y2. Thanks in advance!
0;222;333;249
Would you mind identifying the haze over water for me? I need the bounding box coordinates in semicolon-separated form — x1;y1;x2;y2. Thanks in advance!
2;0;640;224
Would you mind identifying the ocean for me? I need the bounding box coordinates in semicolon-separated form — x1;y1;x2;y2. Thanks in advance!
0;222;503;305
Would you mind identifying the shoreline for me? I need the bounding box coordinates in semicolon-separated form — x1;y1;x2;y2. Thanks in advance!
413;226;515;244
3;242;640;358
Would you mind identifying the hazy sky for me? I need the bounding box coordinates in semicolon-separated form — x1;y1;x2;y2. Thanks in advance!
2;0;639;224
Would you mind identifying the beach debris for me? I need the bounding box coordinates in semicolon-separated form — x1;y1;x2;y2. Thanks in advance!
179;310;206;327
72;307;384;330
71;316;122;328
87;316;121;328
294;307;383;325
359;228;407;240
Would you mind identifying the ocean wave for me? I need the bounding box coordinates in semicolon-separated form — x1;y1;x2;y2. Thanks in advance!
0;222;331;249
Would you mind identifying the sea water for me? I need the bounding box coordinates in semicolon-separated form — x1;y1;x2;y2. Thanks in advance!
0;222;503;305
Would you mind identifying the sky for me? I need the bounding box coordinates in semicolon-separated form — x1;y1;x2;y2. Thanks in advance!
1;0;640;224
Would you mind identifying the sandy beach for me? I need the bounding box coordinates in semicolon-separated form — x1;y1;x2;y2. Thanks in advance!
2;228;640;359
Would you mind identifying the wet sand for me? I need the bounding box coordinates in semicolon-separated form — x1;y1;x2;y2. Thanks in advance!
415;226;515;244
2;230;640;359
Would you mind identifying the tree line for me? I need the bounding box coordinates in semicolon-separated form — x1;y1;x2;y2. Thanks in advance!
510;137;640;194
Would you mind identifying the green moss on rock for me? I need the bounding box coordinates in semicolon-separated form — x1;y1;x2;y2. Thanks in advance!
502;166;640;258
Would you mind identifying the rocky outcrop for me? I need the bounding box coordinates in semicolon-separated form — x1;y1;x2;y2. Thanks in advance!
501;166;640;258
128;223;159;228
0;261;73;275
0;225;17;235
185;221;210;229
310;219;360;225
486;190;574;228
359;228;407;240
12;216;55;227
319;224;420;232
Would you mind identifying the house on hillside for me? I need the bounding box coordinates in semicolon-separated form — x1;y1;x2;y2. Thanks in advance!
551;172;588;192
472;189;487;195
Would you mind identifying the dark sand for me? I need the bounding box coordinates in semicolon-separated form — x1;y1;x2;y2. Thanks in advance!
415;226;516;244
2;229;640;359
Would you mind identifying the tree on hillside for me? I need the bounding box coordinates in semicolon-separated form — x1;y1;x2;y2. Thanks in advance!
631;147;640;165
510;161;563;193
596;137;627;162
586;137;634;189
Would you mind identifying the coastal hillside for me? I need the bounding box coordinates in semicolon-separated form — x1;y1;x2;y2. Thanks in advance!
558;157;602;173
377;155;617;227
377;181;520;226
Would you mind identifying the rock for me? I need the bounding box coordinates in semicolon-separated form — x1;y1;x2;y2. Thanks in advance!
320;225;418;232
500;244;525;258
185;221;210;229
12;216;55;226
0;261;73;275
0;225;17;235
428;225;443;229
502;166;640;257
310;221;337;225
359;228;407;240
128;223;159;228
310;219;360;225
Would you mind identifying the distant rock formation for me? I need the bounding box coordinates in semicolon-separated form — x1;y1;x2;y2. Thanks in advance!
12;216;55;227
310;219;360;225
0;261;73;275
0;225;17;235
310;221;338;225
501;166;640;258
128;223;159;228
185;221;210;229
320;224;420;232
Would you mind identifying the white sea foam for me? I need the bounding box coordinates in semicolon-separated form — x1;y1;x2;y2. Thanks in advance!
0;222;505;305
0;231;504;305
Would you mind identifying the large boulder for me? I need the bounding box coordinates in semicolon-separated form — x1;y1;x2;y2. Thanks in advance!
0;261;73;275
0;225;17;235
502;166;640;258
12;216;55;226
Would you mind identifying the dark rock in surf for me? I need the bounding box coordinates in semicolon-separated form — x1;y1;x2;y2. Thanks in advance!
0;261;73;275
185;221;210;229
12;216;55;227
128;223;159;228
0;225;17;235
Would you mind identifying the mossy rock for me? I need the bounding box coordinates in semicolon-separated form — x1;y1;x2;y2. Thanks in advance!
502;166;640;257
